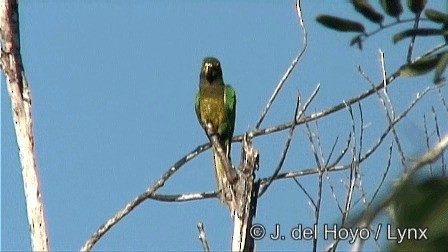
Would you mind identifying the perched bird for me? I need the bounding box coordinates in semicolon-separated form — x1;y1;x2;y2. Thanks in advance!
195;57;236;200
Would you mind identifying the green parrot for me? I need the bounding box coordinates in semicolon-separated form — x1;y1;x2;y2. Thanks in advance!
195;57;236;199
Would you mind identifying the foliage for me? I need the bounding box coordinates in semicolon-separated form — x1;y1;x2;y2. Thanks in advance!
316;0;448;84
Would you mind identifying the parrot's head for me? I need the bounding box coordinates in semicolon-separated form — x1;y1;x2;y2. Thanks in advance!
200;57;223;85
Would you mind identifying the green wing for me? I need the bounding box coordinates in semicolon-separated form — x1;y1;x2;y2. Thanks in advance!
195;91;201;125
224;84;236;150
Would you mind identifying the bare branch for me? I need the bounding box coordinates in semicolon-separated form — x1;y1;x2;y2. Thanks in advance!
328;105;358;252
379;50;406;167
258;94;301;196
257;84;432;193
247;71;400;141
231;135;259;252
150;191;217;202
352;134;448;236
1;1;49;250
197;222;210;252
80;143;209;251
414;42;447;61
304;121;325;252
343;107;357;222
292;177;316;209
362;86;432;163
255;0;307;129
368;141;393;209
324;135;347;215
356;103;368;207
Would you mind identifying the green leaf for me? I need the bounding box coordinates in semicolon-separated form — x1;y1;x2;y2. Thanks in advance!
316;15;365;33
352;0;384;24
407;0;427;14
434;51;448;84
393;28;444;43
425;9;448;24
398;53;443;77
391;178;448;251
380;0;403;18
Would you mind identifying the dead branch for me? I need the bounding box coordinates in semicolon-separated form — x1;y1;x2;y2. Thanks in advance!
80;142;209;251
231;135;259;251
0;1;49;250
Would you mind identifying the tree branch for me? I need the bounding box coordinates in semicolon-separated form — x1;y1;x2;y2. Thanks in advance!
0;1;49;250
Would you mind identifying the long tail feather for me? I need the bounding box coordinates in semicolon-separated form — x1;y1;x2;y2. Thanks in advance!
213;149;227;203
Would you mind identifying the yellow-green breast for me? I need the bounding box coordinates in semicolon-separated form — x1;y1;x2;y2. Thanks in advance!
199;86;226;133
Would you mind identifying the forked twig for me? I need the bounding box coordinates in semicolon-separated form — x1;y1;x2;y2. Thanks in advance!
379;50;406;167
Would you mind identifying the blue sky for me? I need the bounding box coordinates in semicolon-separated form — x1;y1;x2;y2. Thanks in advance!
2;1;447;251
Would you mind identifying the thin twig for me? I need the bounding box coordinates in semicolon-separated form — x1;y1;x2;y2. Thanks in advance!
406;13;421;63
326;132;352;172
438;87;448;114
379;50;406;167
292;177;316;209
367;141;393;209
258;94;302;196
321;135;343;214
356;103;368;207
326;136;339;167
324;136;345;214
255;0;307;129
197;222;210;252
304;121;324;252
343;106;357;227
432;107;445;176
414;43;447;61
355;17;430;44
423;114;434;175
330;105;357;252
306;122;324;172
